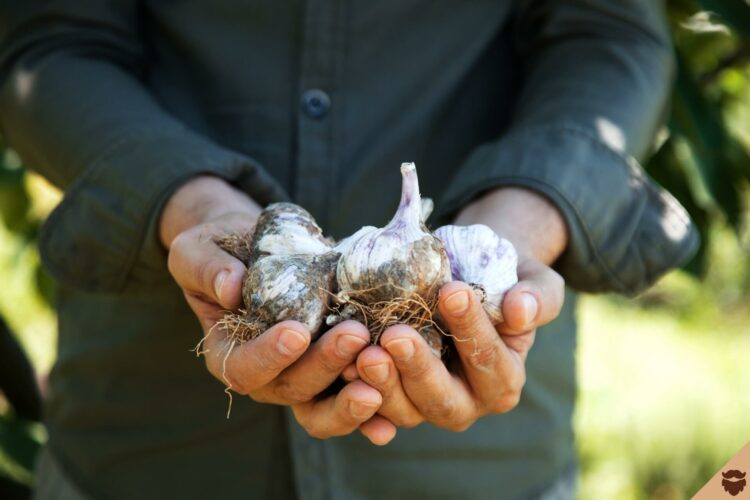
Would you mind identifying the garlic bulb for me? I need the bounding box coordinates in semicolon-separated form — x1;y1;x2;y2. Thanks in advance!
216;202;339;344
241;252;340;338
336;162;451;301
420;197;434;223
251;202;333;260
420;325;444;359
434;224;518;324
215;202;332;266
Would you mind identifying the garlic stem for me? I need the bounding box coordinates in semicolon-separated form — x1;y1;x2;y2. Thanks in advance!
391;162;422;230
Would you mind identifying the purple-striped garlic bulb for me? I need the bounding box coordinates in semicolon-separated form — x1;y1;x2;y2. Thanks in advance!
434;224;518;324
335;162;452;302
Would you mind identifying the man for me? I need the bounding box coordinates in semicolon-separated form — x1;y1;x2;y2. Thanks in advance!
0;1;697;499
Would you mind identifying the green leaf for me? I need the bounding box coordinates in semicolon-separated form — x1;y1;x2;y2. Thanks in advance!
670;50;748;230
0;414;41;473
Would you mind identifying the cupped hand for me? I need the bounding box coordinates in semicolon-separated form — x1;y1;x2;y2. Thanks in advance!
352;254;564;440
161;176;383;442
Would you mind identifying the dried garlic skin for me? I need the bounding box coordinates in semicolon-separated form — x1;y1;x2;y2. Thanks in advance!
251;202;333;261
242;252;340;337
434;224;518;324
336;163;451;302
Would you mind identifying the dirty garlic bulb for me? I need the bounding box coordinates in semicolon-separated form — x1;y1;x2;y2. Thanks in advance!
434;224;518;324
251;202;333;259
216;202;339;344
215;202;332;266
335;162;452;301
241;252;340;337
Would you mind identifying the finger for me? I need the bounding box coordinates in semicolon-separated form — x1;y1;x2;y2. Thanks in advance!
356;345;423;428
168;226;246;309
438;281;525;413
292;380;382;439
381;325;476;431
359;415;398;446
253;321;370;404
203;320;310;395
341;363;360;383
184;292;229;331
498;258;564;334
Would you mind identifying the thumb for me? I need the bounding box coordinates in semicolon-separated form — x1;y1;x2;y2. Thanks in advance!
167;228;247;309
499;258;564;334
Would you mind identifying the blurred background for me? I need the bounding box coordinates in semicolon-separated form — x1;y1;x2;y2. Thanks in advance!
1;1;749;499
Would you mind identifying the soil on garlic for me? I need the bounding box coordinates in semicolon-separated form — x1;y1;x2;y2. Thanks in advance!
215;252;339;347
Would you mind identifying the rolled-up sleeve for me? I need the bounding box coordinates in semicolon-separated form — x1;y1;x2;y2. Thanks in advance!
438;0;699;295
0;1;288;292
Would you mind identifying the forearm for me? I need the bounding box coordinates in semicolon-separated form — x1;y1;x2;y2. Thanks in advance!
454;187;568;266
0;8;286;292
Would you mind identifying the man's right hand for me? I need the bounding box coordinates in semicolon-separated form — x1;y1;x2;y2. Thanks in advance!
160;176;386;442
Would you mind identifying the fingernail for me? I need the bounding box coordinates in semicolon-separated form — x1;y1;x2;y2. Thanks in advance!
445;290;470;316
385;338;414;361
214;271;228;301
278;329;307;355
522;293;538;327
349;400;378;419
363;363;389;384
336;334;369;356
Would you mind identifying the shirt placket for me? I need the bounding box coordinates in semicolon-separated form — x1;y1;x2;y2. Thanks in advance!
289;1;346;499
294;0;346;228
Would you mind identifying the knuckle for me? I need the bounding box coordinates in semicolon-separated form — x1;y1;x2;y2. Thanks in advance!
493;390;521;414
446;418;474;433
423;396;458;421
551;269;565;289
170;231;190;253
467;345;499;371
204;356;239;392
272;379;310;404
394;414;423;429
402;357;432;380
305;424;330;440
248;390;272;404
221;369;250;396
166;238;189;278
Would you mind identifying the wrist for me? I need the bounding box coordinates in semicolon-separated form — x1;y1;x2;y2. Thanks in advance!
453;186;568;265
159;175;262;249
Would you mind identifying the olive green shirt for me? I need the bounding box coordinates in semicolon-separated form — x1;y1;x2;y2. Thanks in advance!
0;1;697;499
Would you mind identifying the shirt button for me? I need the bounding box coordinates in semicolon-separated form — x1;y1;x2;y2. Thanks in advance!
301;89;331;119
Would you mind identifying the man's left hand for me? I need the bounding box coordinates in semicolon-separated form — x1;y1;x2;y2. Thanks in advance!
348;186;568;444
350;257;563;443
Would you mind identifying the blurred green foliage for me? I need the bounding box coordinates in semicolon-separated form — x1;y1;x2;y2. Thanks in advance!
650;0;750;274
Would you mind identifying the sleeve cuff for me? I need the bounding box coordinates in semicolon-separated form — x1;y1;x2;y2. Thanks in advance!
436;124;700;295
38;127;289;292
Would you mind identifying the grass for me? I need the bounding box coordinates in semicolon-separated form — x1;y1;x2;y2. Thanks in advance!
576;290;750;499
